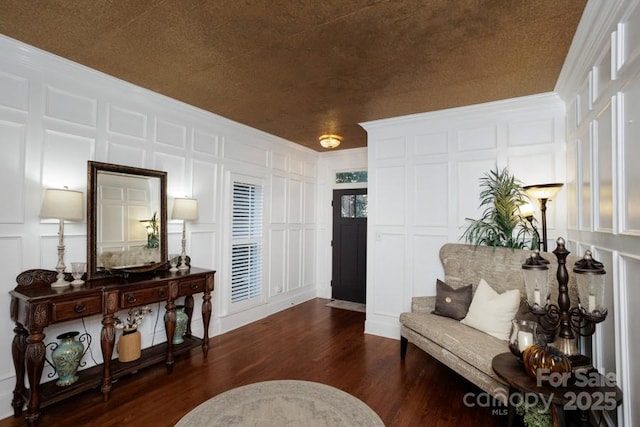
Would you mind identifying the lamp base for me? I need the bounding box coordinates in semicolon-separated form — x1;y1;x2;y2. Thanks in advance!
51;277;70;288
549;336;579;356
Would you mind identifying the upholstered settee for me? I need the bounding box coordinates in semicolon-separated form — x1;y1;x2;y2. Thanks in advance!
399;243;579;404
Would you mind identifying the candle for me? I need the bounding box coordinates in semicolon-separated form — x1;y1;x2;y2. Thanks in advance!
533;289;541;306
588;294;596;312
517;331;534;352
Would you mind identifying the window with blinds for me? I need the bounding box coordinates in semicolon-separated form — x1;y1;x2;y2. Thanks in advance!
231;180;263;304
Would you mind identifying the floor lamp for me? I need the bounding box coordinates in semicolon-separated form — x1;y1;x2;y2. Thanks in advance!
172;197;198;271
522;183;563;252
40;187;84;287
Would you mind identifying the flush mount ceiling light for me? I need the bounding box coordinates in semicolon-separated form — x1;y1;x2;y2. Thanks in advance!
319;134;342;149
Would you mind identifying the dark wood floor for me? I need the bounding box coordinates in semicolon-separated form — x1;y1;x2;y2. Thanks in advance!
1;298;508;427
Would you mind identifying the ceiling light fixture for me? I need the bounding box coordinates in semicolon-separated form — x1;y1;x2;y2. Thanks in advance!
319;134;342;149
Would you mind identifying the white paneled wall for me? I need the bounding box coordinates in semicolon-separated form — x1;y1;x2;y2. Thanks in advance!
557;0;640;424
0;35;318;419
362;93;567;339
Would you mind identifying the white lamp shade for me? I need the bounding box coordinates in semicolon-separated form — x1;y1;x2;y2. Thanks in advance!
518;202;535;218
40;188;84;221
172;198;198;221
523;183;563;200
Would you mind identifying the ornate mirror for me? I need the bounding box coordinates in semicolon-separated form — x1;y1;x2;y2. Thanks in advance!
87;161;168;279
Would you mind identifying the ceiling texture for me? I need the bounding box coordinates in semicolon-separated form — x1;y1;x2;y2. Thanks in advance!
0;1;586;151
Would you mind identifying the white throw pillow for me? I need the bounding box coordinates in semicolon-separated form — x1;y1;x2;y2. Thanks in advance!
460;278;521;340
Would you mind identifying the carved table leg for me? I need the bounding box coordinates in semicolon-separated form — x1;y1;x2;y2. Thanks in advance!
165;281;178;373
11;323;27;417
184;295;194;337
100;313;116;400
201;274;214;358
24;330;45;426
101;290;118;401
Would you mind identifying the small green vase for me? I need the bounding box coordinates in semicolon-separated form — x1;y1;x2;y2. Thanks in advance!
51;331;84;386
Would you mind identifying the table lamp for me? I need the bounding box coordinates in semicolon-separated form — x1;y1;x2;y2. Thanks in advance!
40;187;84;287
172;197;198;271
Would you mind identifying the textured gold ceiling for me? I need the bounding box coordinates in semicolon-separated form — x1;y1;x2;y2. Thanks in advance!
0;1;586;151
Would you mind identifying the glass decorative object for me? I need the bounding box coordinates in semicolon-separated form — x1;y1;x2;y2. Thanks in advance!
574;250;607;317
70;262;86;287
508;320;541;359
521;252;550;311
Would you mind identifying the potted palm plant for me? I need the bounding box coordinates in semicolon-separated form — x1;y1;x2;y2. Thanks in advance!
462;167;535;249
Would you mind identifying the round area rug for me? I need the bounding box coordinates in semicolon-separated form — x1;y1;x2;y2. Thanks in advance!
175;380;385;427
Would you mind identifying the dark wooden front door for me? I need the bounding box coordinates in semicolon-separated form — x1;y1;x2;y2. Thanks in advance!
331;189;367;303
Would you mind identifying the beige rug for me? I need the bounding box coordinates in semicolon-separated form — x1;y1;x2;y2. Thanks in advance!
175;380;384;427
326;299;366;313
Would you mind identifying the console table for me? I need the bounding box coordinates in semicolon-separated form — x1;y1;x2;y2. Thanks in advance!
10;267;215;426
492;352;622;427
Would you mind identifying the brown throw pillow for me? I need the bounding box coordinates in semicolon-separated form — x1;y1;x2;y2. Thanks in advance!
432;279;473;320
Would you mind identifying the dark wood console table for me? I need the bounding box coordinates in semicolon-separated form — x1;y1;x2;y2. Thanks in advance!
492;352;622;427
10;267;215;426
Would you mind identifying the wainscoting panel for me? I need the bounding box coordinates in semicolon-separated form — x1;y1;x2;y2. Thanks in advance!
192;160;218;224
224;136;269;167
106;140;146;168
414;132;448;156
42;130;93;187
566;136;580;231
0;71;28;111
288;178;302;224
413;162;448;227
270;174;287;224
621;74;640;235
155;118;187;148
289;157;304;176
0;120;25;222
372;232;406;317
192;129;218;157
272;151;288;172
593;46;613;104
304;181;316;224
108;105;147;140
374;165;406;226
269;228;286;295
375;136;405;160
619;253;640;425
456;125;497;151
45;86;97;128
508;118;555;146
303;228;315;287
578;136;592;231
411;234;447;298
155;152;187;197
287;228;302;290
594;101;614;232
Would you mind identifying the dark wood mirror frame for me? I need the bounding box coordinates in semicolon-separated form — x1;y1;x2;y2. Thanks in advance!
87;161;168;279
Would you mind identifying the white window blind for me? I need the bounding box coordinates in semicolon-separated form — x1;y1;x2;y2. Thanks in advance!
231;180;263;304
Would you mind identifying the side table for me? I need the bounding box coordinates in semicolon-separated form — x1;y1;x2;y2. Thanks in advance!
492;352;622;427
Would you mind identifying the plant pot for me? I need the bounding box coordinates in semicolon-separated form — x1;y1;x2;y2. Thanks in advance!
117;329;141;362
